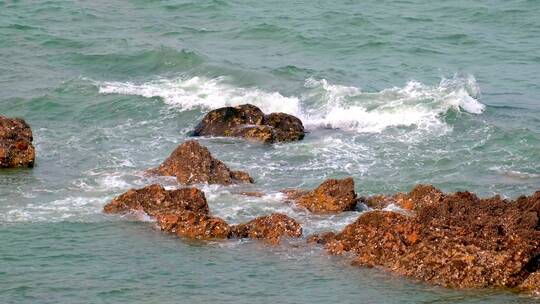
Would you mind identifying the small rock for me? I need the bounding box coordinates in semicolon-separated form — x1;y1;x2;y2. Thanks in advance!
230;213;303;244
156;211;231;240
0;116;35;168
287;177;358;214
151;140;253;185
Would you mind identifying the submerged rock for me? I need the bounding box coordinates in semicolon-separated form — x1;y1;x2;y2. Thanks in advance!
157;211;231;240
320;186;540;290
103;184;209;216
192;104;305;143
0;116;35;168
151;140;253;185
230;213;303;244
286;177;358;214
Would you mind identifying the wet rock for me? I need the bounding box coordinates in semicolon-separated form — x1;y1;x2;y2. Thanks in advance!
361;184;443;211
151;140;253;185
306;232;337;245
103;184;209;216
230;213;303;244
519;271;540;295
0;116;35;168
192;104;305;143
156;211;231;240
288;178;358;214
323;187;540;289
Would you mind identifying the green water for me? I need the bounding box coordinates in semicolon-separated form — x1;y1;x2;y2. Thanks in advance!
1;0;539;303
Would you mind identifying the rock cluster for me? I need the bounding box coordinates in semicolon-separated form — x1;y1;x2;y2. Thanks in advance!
0;116;35;168
314;186;540;291
150;140;253;185
104;184;302;242
192;104;305;143
285;177;358;213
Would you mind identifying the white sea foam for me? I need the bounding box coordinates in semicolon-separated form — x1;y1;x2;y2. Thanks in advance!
98;74;485;134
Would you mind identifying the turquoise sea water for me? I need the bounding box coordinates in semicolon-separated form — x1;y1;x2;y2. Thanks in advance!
1;1;540;303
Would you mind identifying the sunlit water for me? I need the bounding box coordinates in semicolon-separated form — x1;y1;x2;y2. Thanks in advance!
1;0;539;303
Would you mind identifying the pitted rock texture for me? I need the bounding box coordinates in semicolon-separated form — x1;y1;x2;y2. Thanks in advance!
286;177;358;214
0;116;35;168
230;213;303;244
151;140;253;185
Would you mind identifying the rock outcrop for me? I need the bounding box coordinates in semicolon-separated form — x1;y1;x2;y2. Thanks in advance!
157;211;231;240
286;178;358;213
0;116;35;168
103;184;209;216
361;184;443;211
230;213;303;244
151;140;253;185
192;104;305;143
316;186;540;290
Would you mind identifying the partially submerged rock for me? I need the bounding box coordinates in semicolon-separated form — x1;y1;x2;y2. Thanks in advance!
286;178;358;214
103;184;209;216
230;213;303;244
320;186;540;289
0;116;35;168
151;140;253;185
157;211;231;240
361;184;443;211
192;104;305;143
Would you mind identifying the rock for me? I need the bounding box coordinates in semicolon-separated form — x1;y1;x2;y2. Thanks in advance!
192;104;305;143
361;184;443;211
288;178;358;214
322;187;540;289
230;213;303;244
306;232;337;245
519;271;540;295
103;184;209;216
151;140;253;185
156;211;231;240
0;116;35;168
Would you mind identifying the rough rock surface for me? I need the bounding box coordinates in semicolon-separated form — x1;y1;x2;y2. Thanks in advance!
361;184;443;211
103;184;209;216
318;186;540;290
230;213;303;244
157;211;231;240
192;104;305;143
0;116;35;168
287;178;358;213
151;140;253;185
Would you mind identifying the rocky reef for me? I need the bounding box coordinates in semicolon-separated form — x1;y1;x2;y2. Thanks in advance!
312;185;540;292
150;140;253;185
0;116;35;168
104;184;303;243
192;104;305;143
285;177;358;213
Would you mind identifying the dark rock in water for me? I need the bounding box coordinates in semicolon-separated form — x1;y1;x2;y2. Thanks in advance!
103;184;209;216
286;177;358;214
151;140;253;185
319;186;540;290
230;213;303;244
306;232;337;245
192;104;305;143
156;211;231;240
0;116;35;168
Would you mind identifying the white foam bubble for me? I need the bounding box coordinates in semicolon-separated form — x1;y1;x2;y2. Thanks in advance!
99;76;302;116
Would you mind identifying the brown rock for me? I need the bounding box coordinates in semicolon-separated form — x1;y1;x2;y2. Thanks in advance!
322;187;540;289
0;116;35;168
362;184;444;211
103;184;209;216
289;178;358;214
156;211;231;240
230;213;303;244
152;140;253;185
519;271;540;295
192;104;305;143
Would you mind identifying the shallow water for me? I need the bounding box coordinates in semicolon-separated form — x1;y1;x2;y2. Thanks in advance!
1;0;540;303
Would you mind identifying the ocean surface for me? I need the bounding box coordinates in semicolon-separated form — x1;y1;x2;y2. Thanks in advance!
1;0;540;303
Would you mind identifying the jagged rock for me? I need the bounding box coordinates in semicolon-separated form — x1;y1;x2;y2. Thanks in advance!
321;187;540;289
519;271;540;295
156;211;231;240
0;116;35;168
286;178;358;214
192;104;305;143
230;213;303;244
103;184;209;216
361;184;443;211
151;140;253;185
